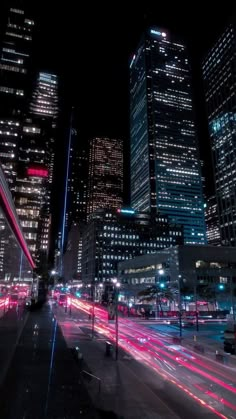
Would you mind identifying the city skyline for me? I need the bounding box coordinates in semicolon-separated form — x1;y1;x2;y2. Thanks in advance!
1;1;235;202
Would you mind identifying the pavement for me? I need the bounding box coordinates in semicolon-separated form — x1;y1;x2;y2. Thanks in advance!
53;301;227;419
0;302;97;419
143;322;236;368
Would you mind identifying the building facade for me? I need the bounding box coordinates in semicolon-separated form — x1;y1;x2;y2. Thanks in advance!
82;208;183;285
205;195;221;246
87;137;123;217
118;245;236;312
0;7;34;190
14;72;58;265
202;24;236;246
0;163;35;279
130;27;206;245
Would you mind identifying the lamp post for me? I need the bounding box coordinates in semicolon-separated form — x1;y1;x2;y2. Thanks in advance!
115;282;120;361
156;269;164;319
112;278;120;361
92;283;95;339
194;283;199;332
229;278;235;321
178;275;182;338
98;283;103;303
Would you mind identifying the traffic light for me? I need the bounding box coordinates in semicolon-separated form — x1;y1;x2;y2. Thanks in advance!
218;284;225;290
159;283;165;289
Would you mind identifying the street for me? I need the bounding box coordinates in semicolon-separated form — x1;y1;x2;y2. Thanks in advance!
53;299;236;419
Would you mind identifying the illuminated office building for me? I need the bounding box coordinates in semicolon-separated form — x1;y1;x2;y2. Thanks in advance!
0;7;34;190
15;72;58;264
82;208;183;286
87;137;123;217
65;114;88;238
61;110;88;279
30;72;58;117
205;195;221;246
202;24;236;246
130;28;206;245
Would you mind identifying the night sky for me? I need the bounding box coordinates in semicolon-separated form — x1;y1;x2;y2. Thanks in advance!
1;0;236;238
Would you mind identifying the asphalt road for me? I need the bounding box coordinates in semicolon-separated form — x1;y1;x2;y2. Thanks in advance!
53;299;235;419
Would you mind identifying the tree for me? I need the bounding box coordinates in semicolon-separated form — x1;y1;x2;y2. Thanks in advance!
138;285;174;316
180;285;193;310
197;285;217;311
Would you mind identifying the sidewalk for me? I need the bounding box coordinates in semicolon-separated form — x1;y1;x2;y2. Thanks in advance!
0;304;97;419
77;335;180;419
180;333;236;368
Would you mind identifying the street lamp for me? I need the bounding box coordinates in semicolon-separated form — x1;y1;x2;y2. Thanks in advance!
114;281;120;361
156;269;165;318
98;283;103;303
178;275;182;338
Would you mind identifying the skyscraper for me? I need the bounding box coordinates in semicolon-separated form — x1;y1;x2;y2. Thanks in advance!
65;112;88;238
14;72;58;265
60;111;88;280
205;195;221;246
202;24;236;246
87;137;123;217
0;7;34;189
130;27;206;245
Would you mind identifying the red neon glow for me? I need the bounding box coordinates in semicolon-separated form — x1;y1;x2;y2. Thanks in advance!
0;184;35;268
27;168;48;178
63;299;231;419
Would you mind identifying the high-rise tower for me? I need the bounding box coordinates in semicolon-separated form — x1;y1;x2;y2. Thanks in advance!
0;7;34;189
130;28;206;245
15;72;58;265
202;24;236;246
87;137;123;217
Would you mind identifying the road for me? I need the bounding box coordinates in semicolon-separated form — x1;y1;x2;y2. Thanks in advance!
53;298;236;419
51;299;236;419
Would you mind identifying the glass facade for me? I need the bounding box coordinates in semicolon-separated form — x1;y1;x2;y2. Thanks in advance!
82;208;183;285
0;164;34;279
203;25;236;246
14;73;58;265
130;28;206;245
205;195;221;246
87;137;123;217
0;7;34;190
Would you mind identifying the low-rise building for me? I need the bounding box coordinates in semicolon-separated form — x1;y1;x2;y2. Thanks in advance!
81;208;183;287
118;245;236;311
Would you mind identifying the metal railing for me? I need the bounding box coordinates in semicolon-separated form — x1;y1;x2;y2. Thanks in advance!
81;370;101;393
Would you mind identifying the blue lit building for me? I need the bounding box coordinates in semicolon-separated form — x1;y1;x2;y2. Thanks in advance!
81;208;183;286
130;28;206;245
202;24;236;246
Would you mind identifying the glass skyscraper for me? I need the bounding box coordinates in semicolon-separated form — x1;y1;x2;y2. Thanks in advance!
130;28;206;245
0;7;34;190
87;137;123;217
15;72;58;265
202;24;236;246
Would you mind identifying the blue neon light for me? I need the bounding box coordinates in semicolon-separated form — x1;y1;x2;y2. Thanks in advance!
120;209;135;215
130;54;136;69
150;29;166;38
150;29;161;36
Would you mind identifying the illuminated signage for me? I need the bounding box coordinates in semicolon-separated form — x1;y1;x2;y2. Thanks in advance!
130;54;136;69
27;168;48;178
117;208;135;215
150;29;167;38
